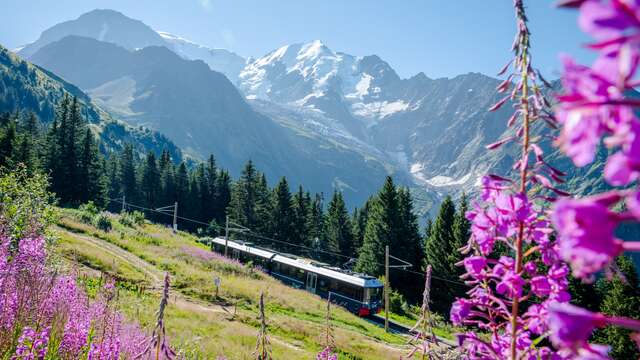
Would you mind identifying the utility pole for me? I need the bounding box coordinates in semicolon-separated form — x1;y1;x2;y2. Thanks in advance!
172;201;178;232
385;245;389;332
156;203;178;233
225;215;229;257
121;195;126;213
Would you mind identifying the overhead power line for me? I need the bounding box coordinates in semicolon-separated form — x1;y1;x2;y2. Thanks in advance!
105;197;469;287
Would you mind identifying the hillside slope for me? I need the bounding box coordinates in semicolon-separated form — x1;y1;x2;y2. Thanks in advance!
53;208;426;359
0;44;182;160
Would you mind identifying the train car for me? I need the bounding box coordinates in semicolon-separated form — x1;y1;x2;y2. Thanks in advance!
208;237;383;316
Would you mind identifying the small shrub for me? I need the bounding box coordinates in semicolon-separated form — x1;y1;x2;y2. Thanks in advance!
94;213;113;232
389;289;409;315
78;211;94;225
119;210;145;227
79;201;99;216
119;212;134;227
131;210;145;225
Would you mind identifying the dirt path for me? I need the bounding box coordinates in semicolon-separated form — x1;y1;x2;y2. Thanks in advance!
55;226;229;314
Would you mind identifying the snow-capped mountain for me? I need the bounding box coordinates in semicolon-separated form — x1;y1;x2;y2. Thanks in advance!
238;40;514;197
158;31;246;84
239;40;416;126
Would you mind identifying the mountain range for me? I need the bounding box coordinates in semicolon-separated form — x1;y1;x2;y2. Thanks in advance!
8;8;601;217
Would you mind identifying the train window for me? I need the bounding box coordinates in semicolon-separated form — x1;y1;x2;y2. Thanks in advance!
318;276;330;292
365;287;382;303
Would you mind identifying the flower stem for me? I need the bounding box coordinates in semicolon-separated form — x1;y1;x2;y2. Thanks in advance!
510;2;530;358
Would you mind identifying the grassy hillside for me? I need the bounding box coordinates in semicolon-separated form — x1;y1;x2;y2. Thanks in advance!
52;208;414;359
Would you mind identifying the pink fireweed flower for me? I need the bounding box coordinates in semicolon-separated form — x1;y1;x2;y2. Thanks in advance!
496;270;525;298
450;298;474;326
462;256;487;279
604;120;640;185
551;195;624;279
530;276;552;297
556;56;621;167
548;302;608;356
578;0;640;40
316;346;338;360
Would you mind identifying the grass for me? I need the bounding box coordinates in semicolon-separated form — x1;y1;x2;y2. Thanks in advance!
52;208;409;359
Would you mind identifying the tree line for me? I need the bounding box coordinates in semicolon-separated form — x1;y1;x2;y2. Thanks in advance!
0;97;472;306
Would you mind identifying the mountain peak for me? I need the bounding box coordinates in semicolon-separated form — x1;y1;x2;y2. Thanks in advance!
18;8;166;58
79;8;128;19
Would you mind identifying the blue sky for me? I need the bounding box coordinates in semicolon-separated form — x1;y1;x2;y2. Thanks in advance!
0;0;592;79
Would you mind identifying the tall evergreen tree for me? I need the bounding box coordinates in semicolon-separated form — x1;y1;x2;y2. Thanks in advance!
58;97;84;204
78;128;107;206
175;162;190;218
141;152;160;211
105;154;121;211
424;195;457;313
254;173;273;238
291;186;311;249
351;198;372;254
44;96;69;190
214;170;231;225
424;196;456;275
395;187;423;299
325;191;353;261
308;193;327;258
13;112;40;172
450;193;470;273
355;176;399;276
271;177;294;251
204;155;218;219
228;160;259;229
119;143;138;205
0;116;17;167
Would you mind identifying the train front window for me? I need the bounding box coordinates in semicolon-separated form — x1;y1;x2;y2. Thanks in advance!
366;287;382;304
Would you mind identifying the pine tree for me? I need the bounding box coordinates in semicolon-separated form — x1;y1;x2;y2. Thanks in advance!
424;196;455;275
78;128;107;206
325;191;353;261
351;198;372;254
105;154;121;211
593;256;640;360
204;155;218;219
271;177;294;251
395;187;423;299
424;195;457;313
0;116;17;167
58;97;84;204
291;186;311;249
308;193;327;259
175;162;190;220
44;96;69;190
254;173;273;238
141;152;160;211
214;170;231;225
119;143;138;205
450;193;470;273
12;112;40;172
424;219;433;246
228;160;259;229
355;176;399;276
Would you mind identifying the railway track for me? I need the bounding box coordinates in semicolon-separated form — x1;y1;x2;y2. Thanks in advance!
366;314;457;348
